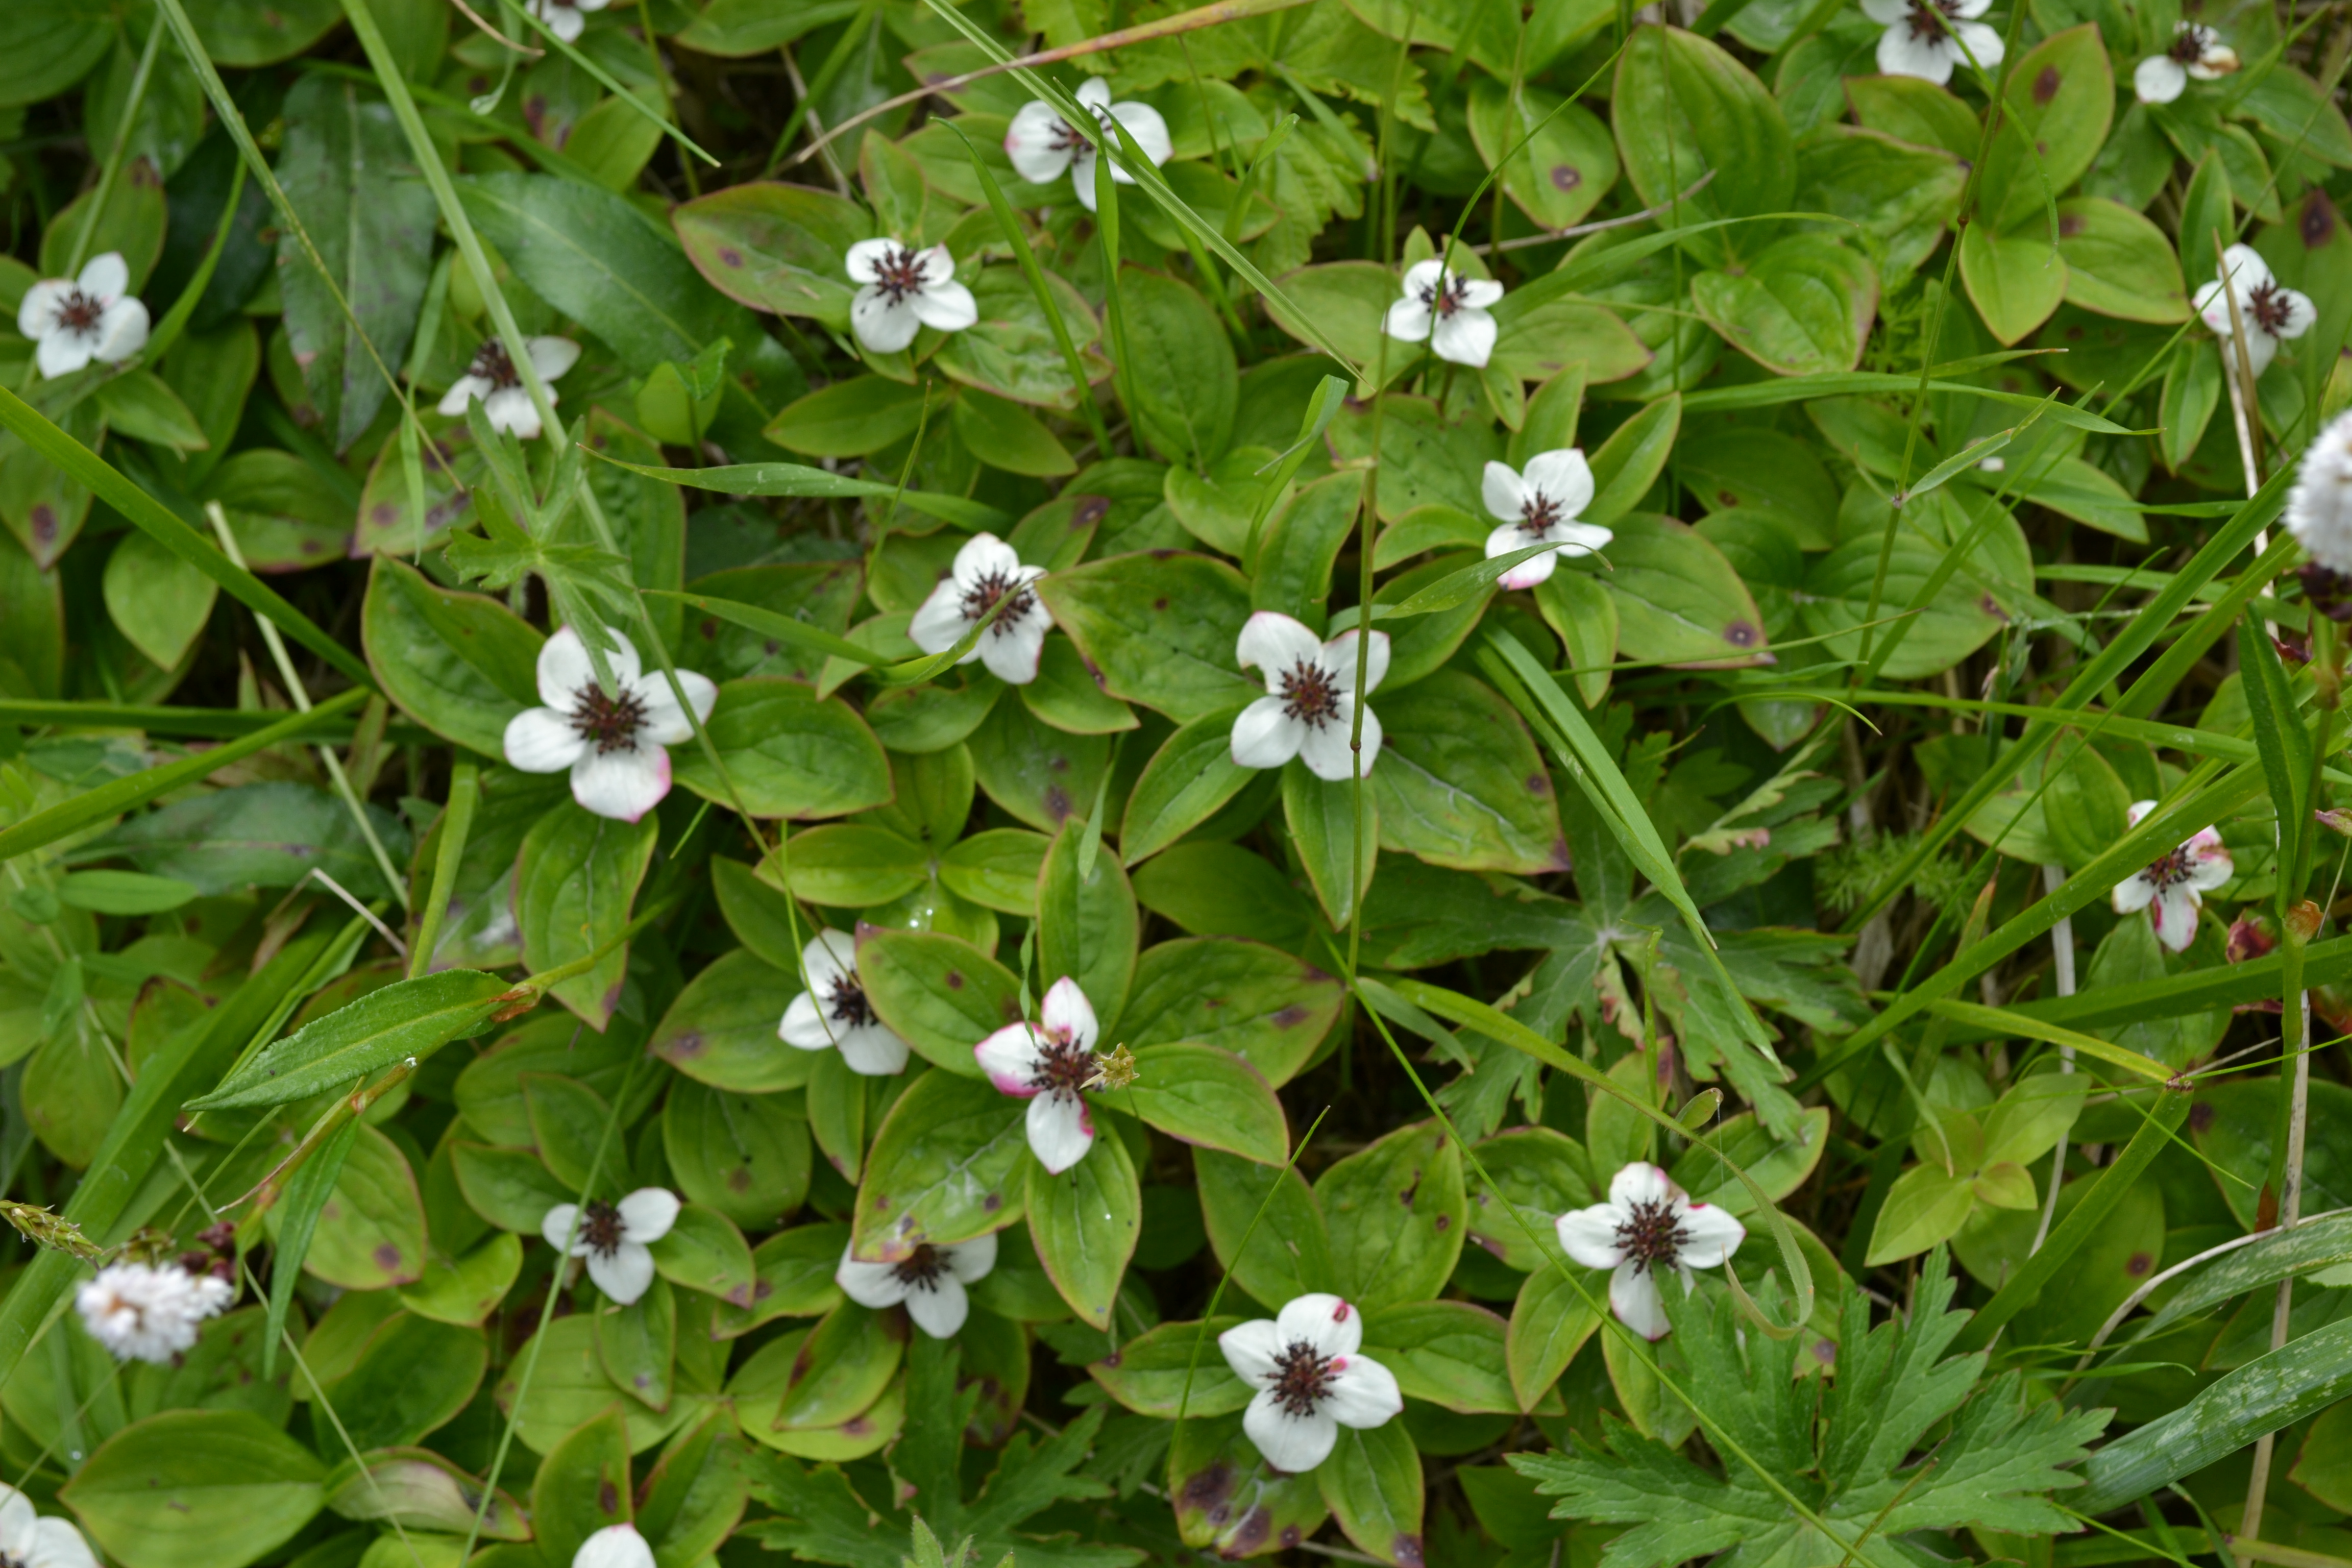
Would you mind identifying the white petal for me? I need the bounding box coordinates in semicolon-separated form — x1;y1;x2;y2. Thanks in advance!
916;246;958;285
1556;1206;1627;1270
844;238;899;283
1237;611;1324;681
537;625;594;708
1522;448;1596;517
976;610;1050;684
16;280;69;340
1482;462;1530;523
634;667;719;745
1040;976;1098;1051
439;375;493;416
911;279;978;333
24;1518;95;1568
836;1021;911;1076
2221;244;2275;295
944;1231;998;1283
1610;1261;1672;1340
909;580;975;656
1004;102;1075;184
0;1485;39;1559
77;253;128;301
1243;1392;1337;1473
583;624;643;688
1107;100;1173;167
2186;836;2234;889
2189;43;2239;77
1321;1355;1403;1428
538;0;586;42
1487;521;1535;561
1231;697;1304;770
2241;330;2280;378
542;1204;586;1255
2112;872;2159;914
1676;1201;1747;1269
1069;147;1103;211
1219;1318;1285;1383
975;1023;1048;1094
1075;78;1114;110
836;1245;912;1308
1548;520;1614;558
780;991;835;1050
484;385;543;439
528;336;582;379
1950;20;2004;69
1322;628;1389;695
1401;259;1447;295
2125;799;2158;829
91;297;148;364
2135;54;2188;103
37;330;96;380
851;287;923;354
616;1187;680;1243
1026;1092;1094;1175
804;928;858;989
902;1273;971;1338
2278;289;2318;340
1429;307;1497;368
2149;886;2201;953
587;1240;657;1305
573;1525;655;1568
1296;708;1372;781
504;706;586;773
570;744;671;823
953;531;1023;587
1276;1292;1362;1359
1458;278;1506;310
1877;24;1957;84
1382;297;1434;343
1610;1162;1675;1209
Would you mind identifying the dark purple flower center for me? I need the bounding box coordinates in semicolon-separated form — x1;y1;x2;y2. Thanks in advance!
1278;659;1342;727
2169;23;2214;62
467;337;523;390
1027;1027;1094;1099
959;569;1037;636
2247;281;2296;336
1903;0;1964;41
893;1244;945;1290
867;245;930;306
53;288;104;335
569;683;648;753
1417;270;1475;318
2141;846;2198;891
827;971;876;1029
580;1200;625;1256
1267;1339;1338;1417
1614;1198;1691;1277
1520;491;1565;537
1045;115;1096;158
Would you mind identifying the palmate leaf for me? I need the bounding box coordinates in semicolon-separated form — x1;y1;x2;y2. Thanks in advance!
1510;1250;2108;1568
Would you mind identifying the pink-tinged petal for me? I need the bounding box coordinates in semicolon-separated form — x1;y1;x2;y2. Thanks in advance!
1497;544;1563;591
836;1243;911;1308
975;1023;1047;1093
1382;297;1434;343
528;336;582;379
2135;53;2188;102
1244;1392;1337;1473
1276;1292;1362;1359
1556;1206;1626;1270
1609;1161;1674;1210
1676;1201;1747;1268
1219;1318;1285;1383
908;580;974;657
1236;610;1322;678
943;1231;998;1283
542;1203;585;1255
572;1525;655;1568
851;287;922;354
780;991;834;1050
1296;708;1372;781
976;611;1050;685
1522;448;1596;517
911;279;978;333
77;253;128;302
616;1187;680;1243
1107;100;1173;167
1321;1355;1403;1428
2150;886;2201;953
504;706;584;773
587;1240;656;1304
836;1021;912;1076
2186;845;2234;891
844;237;899;283
1609;1261;1672;1340
1321;628;1389;695
1005;102;1075;183
1482;461;1529;523
36;330;96;380
1231;697;1304;770
2125;799;2158;829
1040;976;1098;1050
91;296;149;364
17;279;70;339
2195;282;2235;336
1026;1092;1094;1174
902;1272;970;1338
2112;872;2159;915
571;744;670;822
1429;307;1497;368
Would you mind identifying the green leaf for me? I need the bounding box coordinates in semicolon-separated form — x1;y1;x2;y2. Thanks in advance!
2055;198;2190;323
1116;705;1254;864
1120;268;1236;466
1958;225;2069;346
1038;552;1259;723
1169;1411;1329;1555
1979;25;2116;236
605;454;1004;532
1611;24;1793;268
649;1204;760;1308
360;558;542;756
323;1450;529;1539
2041;734;2133;869
854;1070;1030;1257
452;1141;574;1232
1318;1420;1425;1564
61;1410;327;1568
515;801;658;1030
1792;126;1966;280
1363;1300;1519;1414
95;371;208;453
1596;514;1772;667
1121;1043;1290;1166
665;1077;813;1230
82;780;413;899
673;181;869;324
1693;234;1878;376
1037;818;1139;1038
1373;669;1569;875
1025;1119;1140;1330
672;677;894;822
1087;1315;1252;1417
1467;80;1619;230
53;869;199;915
1864;1163;1978;1266
1507;1264;1604;1411
934;265;1110;412
766;376;930;458
652;948;811;1093
1197;1146;1339;1308
314;1312;487;1449
858;930;1023;1077
534;1406;634;1568
1122;937;1343;1088
1254;469;1363;619
192;969;510;1109
1317;1119;1466;1311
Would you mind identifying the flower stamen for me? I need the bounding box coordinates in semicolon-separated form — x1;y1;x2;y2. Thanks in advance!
1612;1197;1693;1278
959;569;1038;637
1267;1339;1338;1417
569;683;649;753
579;1199;626;1257
1279;659;1343;727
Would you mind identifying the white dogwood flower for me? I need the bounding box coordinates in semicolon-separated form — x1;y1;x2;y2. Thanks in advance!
1382;260;1504;368
1482;449;1613;589
1861;0;2005;84
437;335;580;440
542;1188;680;1306
1230;612;1389;782
908;532;1055;684
2135;22;2238;103
503;625;718;823
2196;244;2316;379
0;1484;97;1568
17;253;149;380
2112;800;2232;954
528;0;607;43
1555;1162;1747;1341
572;1524;652;1568
835;1234;997;1339
1003;77;1172;211
1218;1293;1403;1474
2288;411;2352;574
780;929;911;1076
75;1262;233;1364
974;976;1103;1174
846;238;978;355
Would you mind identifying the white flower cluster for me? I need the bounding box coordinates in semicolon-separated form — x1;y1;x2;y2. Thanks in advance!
75;1261;234;1365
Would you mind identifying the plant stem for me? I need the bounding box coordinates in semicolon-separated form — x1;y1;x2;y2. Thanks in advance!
2029;861;2078;1255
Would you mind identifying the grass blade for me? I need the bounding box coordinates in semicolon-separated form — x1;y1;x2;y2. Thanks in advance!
586;450;1009;530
